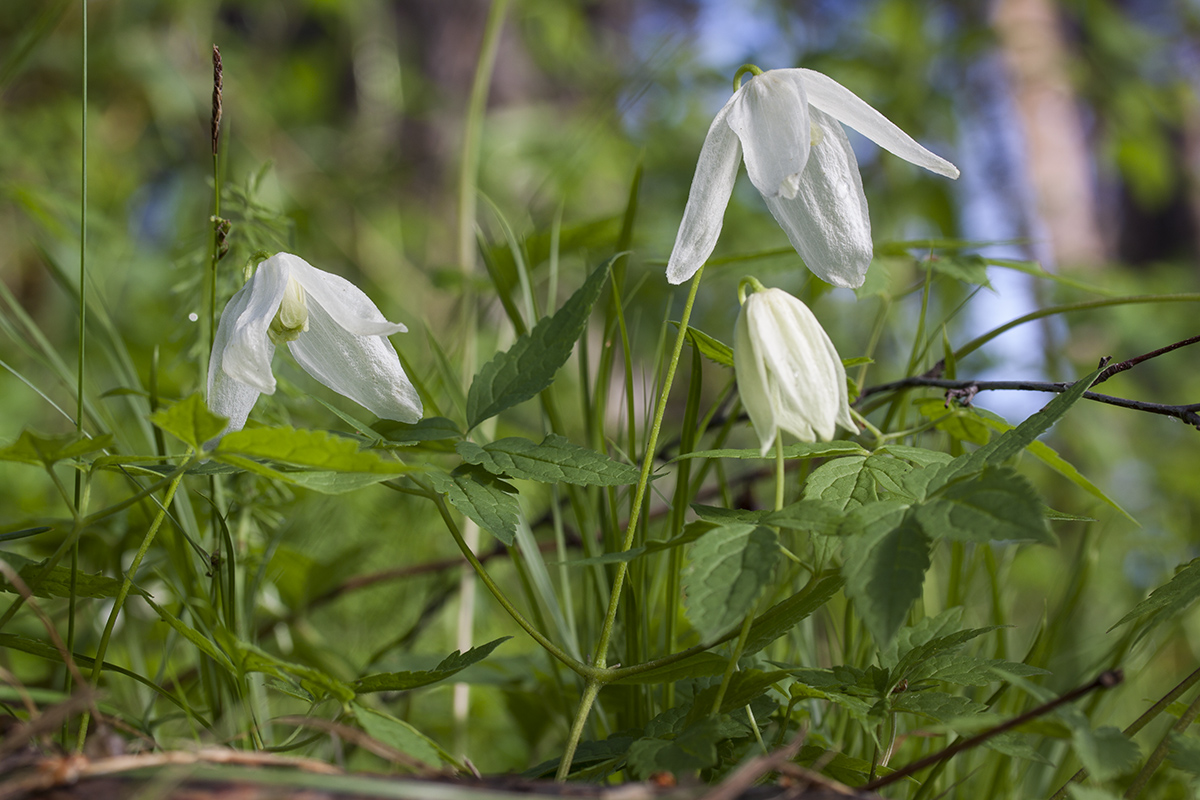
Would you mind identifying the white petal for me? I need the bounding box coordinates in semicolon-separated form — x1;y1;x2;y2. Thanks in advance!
752;291;831;441
733;298;778;455
207;281;267;435
288;300;423;423
763;110;873;288
796;68;960;179
281;253;409;337
666;104;743;285
220;256;288;394
726;70;811;198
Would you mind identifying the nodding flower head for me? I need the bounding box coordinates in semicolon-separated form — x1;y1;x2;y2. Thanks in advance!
668;67;959;289
207;252;422;437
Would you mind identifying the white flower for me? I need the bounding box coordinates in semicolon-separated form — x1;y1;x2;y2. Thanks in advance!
207;252;422;435
667;68;960;289
734;284;855;454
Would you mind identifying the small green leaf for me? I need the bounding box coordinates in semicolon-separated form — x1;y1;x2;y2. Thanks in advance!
427;466;520;546
803;455;913;511
626;717;726;778
373;416;462;445
843;509;931;646
215;426;416;475
352;637;511;693
143;598;237;675
353;703;445;767
684;524;780;642
916;465;1053;544
0;552;144;601
0;430;113;467
466;256;615;429
973;408;1134;523
744;573;844;655
764;499;844;537
612;653;728;685
1072;725;1140;782
675;441;866;462
876;444;954;468
928;253;992;288
678;324;733;367
457;434;639;486
1168;731;1200;775
915;399;990;446
892;691;985;721
150;393;227;450
1111;558;1200;635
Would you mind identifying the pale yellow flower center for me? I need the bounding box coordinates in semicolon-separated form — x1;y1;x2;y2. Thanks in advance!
268;276;310;344
810;121;824;147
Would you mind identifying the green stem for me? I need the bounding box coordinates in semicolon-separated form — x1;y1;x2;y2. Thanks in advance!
711;606;756;715
67;0;88;704
1125;686;1200;799
589;265;705;671
424;486;589;678
555;679;601;781
75;462;188;752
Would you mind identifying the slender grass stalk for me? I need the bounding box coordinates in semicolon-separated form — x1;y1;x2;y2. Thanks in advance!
452;1;509;755
75;461;190;752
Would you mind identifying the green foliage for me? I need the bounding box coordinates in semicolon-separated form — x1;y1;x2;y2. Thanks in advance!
457;434;638;486
150;393;227;451
466;256;614;429
352;637;511;693
683;524;780;641
427;466;521;545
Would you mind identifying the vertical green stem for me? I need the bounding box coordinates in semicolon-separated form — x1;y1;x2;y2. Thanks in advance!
589;265;705;669
1125;686;1200;799
75;462;190;752
555;267;705;779
453;0;510;756
66;0;88;707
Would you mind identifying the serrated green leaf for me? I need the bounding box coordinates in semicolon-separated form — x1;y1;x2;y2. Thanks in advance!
881;607;967;668
843;509;931;646
457;434;638;486
352;637;510;693
626;717;726;778
679;324;733;367
876;444;954;468
215;426;415;475
892;625;1005;686
892;691;985;721
958;368;1103;478
466;256;614;429
1111;558;1200;634
0;430;113;467
971;408;1134;522
919;655;1048;687
427;466;520;545
675;441;866;463
0;552;145;601
613;652;728;685
684;524;779;642
372;416;462;445
916;465;1053;544
1073;725;1140;782
690;669;789;717
763;500;844;536
744;573;844;655
150;393;227;450
353;703;445;767
235;642;355;703
803;454;913;511
1168;731;1200;775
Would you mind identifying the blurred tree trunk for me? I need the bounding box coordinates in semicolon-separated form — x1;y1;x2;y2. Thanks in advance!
993;0;1108;268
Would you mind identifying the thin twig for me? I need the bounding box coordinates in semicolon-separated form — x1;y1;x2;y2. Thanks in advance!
858;377;1200;428
860;670;1123;791
1093;334;1200;386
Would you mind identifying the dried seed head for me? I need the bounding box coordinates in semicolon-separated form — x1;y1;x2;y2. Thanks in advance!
211;45;223;155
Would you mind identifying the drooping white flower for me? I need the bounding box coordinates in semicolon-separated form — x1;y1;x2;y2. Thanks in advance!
668;67;960;289
207;252;422;435
734;283;855;454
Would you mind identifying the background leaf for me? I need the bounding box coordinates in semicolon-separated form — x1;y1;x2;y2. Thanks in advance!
683;524;779;642
458;434;638;486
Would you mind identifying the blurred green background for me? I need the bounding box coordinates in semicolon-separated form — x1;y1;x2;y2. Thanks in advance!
1;0;1199;781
